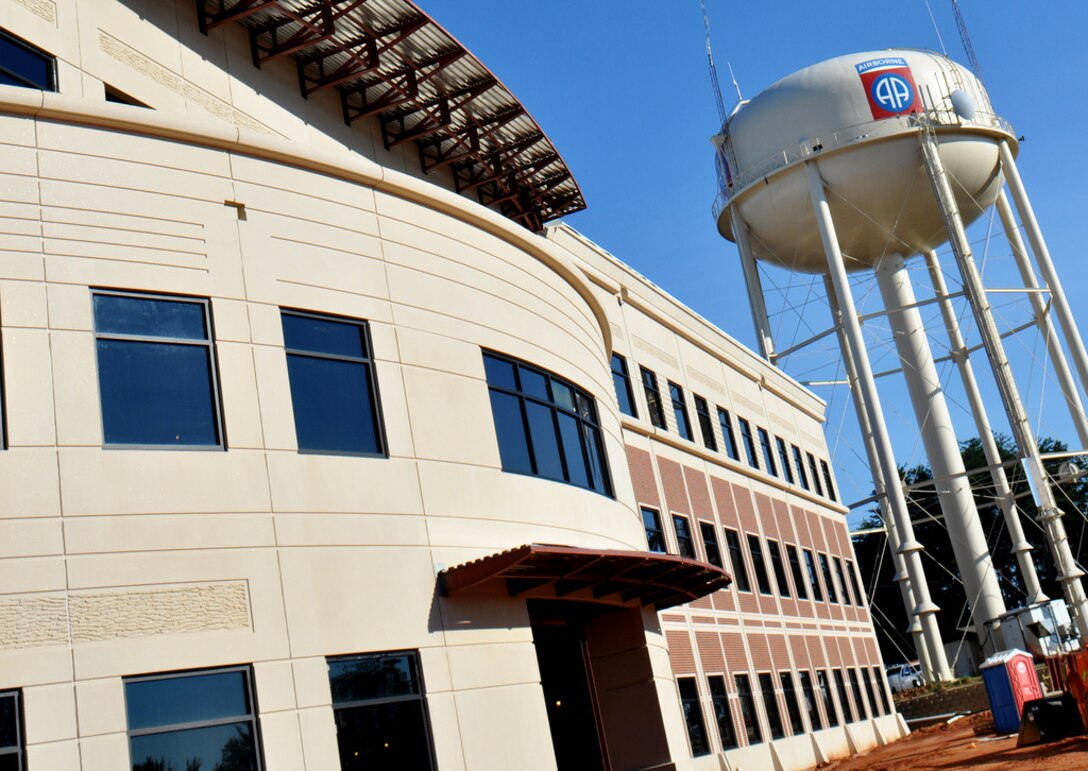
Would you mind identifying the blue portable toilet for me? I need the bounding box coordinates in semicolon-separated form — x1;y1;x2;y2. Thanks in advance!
981;649;1042;733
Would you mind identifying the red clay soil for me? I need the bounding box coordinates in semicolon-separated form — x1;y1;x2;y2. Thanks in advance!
822;712;1088;770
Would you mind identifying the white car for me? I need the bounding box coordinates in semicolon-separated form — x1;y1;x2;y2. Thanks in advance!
885;662;924;693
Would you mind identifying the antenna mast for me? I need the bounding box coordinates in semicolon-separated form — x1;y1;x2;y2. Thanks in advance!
951;0;986;87
700;0;728;126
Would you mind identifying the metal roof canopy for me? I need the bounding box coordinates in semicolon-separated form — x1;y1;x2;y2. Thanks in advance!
440;543;733;611
196;0;586;230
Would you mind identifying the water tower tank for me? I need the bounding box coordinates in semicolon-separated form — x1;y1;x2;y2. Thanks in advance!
715;49;1016;273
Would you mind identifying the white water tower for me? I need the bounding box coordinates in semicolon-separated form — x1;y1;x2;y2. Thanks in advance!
714;49;1088;681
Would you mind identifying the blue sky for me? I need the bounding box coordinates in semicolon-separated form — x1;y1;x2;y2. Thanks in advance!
421;1;1088;524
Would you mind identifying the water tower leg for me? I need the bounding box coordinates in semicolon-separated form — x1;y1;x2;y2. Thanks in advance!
995;191;1088;448
730;207;776;361
922;133;1088;639
874;252;1008;654
924;249;1046;606
805;160;953;680
998;141;1088;409
825;275;933;676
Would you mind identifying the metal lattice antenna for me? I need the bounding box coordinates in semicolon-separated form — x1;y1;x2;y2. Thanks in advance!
700;0;728;126
951;0;986;88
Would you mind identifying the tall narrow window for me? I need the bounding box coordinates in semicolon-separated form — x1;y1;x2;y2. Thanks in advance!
0;690;24;771
860;668;880;718
776;437;794;484
93;291;222;447
798;671;823;731
834;670;855;723
0;28;56;90
819;553;839;603
673;515;696;559
833;557;852;605
610;353;637;418
641;367;667;429
758;673;785;740
726;529;751;592
700;522;723;569
780;672;804;736
848;560;866;606
678;678;710;756
820;460;838;502
484;352;611;495
792;445;809;491
693;394;717;451
738;418;759;469
125;666;262;771
747;535;772;595
786;544;809;600
871;667;892;716
767;540;791;598
734;674;762;744
282;310;384;455
643;507;666;553
804;549;824;602
707;676;738;749
668;381;693;441
718;408;739;461
848;668;869;719
328;651;436;770
757;428;778;477
817;670;839;727
807;453;824;496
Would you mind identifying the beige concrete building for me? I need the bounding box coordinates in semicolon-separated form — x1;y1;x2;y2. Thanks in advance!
0;1;906;769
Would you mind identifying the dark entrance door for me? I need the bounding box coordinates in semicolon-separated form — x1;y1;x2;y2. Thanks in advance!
529;602;608;771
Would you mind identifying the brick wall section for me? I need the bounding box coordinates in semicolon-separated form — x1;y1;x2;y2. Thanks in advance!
626;445;660;508
658;458;691;515
666;629;696;674
722;632;749;683
696;631;725;673
684;467;714;521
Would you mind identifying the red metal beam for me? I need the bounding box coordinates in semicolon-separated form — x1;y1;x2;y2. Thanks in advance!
197;0;280;33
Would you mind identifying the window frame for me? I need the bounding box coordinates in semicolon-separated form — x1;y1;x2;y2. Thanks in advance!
834;669;856;723
848;560;866;607
734;673;762;745
820;459;838;501
757;672;785;740
717;408;740;461
0;689;24;771
779;671;804;736
672;514;696;560
819;552;839;603
0;27;57;91
798;670;823;731
804;548;824;602
667;381;693;441
859;667;879;718
699;521;723;569
707;675;737;750
767;539;791;598
757;427;778;477
833;556;852;605
792;445;809;491
92;289;225;450
725;528;751;593
847;668;869;719
643;507;667;553
786;544;809;601
817;669;840;727
738;417;759;469
610;353;638;419
746;534;773;596
807;452;824;496
775;437;794;484
677;677;711;757
281;308;387;457
640;366;667;429
693;394;717;451
870;666;892;716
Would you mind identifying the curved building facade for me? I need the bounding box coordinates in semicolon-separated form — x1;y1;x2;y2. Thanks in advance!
0;1;904;769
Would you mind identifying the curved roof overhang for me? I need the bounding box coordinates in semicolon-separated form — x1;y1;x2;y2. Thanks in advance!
440;543;732;611
195;0;586;231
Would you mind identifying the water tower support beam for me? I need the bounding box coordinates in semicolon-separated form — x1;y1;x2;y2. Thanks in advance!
924;249;1046;606
825;275;932;677
730;207;776;361
998;141;1088;409
994;190;1088;448
874;252;1007;652
805;160;952;680
922;133;1088;638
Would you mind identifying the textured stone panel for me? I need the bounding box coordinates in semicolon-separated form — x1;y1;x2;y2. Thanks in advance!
0;594;68;649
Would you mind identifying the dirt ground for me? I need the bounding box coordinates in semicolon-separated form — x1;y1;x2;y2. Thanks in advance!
823;712;1088;770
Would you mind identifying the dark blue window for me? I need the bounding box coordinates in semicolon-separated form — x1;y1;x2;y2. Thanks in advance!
808;452;824;496
668;381;693;441
282;310;384;456
643;507;666;553
640;367;667;429
694;395;716;451
0;29;55;91
484;352;612;496
673;514;696;559
776;437;794;484
125;667;261;771
93;292;222;447
328;651;435;771
821;459;838;502
718;407;739;461
757;427;777;477
708;676;737;749
700;522;723;569
678;678;710;756
738;418;758;469
0;691;24;771
610;353;637;418
793;445;809;490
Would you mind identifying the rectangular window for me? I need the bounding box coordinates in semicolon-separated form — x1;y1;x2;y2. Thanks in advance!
610;353;638;418
804;549;824;602
485;352;611;495
820;460;838;501
780;672;804;736
739;418;759;469
860;668;880;718
767;539;791;598
693;395;717;451
93;291;223;448
819;553;839;603
717;408;739;461
328;651;436;771
757;427;778;477
776;437;794;484
283;310;384;456
725;529;751;592
734;674;762;744
747;535;772;595
847;560;865;606
707;676;737;749
700;522;723;569
758;673;785;740
668;381;693;441
798;671;823;731
834;669;855;723
0;28;56;90
817;670;839;727
678;678;710;756
870;667;892;716
640;367;667;429
848;668;869;719
807;452;824;496
673;515;696;560
792;445;809;491
0;690;24;771
125;666;261;771
643;507;666;553
786;545;809;600
833;557;852;605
